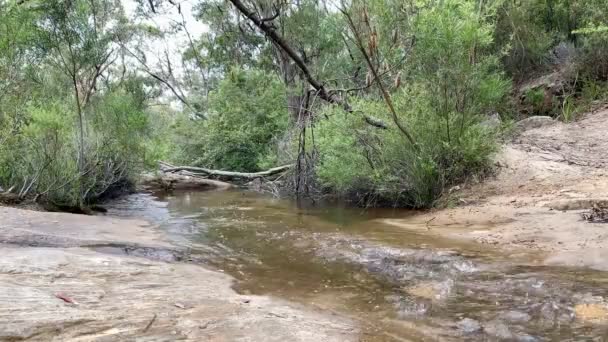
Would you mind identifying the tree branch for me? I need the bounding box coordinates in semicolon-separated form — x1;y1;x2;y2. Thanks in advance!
227;0;388;129
341;6;417;146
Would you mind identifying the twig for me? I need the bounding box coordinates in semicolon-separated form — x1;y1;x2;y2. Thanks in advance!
425;217;436;230
143;313;157;332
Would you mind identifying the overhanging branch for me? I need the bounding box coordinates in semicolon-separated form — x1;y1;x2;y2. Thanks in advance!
227;0;388;129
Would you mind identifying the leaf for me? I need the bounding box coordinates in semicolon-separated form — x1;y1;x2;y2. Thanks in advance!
55;292;77;304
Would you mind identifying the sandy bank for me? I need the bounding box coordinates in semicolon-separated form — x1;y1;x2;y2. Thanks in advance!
387;107;608;271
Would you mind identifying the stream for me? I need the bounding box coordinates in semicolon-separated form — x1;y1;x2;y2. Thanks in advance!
106;190;608;341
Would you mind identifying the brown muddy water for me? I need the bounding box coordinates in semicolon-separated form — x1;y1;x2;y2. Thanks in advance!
106;190;608;341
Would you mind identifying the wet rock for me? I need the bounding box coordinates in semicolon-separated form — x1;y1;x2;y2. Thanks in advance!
500;310;531;323
574;304;608;323
384;294;402;303
535;301;574;326
0;207;360;342
483;320;513;339
316;236;477;286
572;292;604;304
404;279;454;301
539;302;559;322
404;284;437;300
392;297;429;318
457;318;482;334
516;334;539;342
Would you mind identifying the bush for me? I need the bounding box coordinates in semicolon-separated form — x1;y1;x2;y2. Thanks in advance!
0;82;161;206
172;67;289;172
316;93;498;208
314;0;506;208
494;1;555;79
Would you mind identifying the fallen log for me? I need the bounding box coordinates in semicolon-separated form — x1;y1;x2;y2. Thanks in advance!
0;192;22;205
582;205;608;223
159;162;293;181
139;172;234;191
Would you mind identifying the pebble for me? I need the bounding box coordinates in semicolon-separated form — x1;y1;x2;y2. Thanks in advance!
500;310;531;323
457;318;482;334
483;320;513;339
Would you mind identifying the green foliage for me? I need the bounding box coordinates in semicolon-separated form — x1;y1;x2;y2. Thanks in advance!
315;0;504;207
494;1;553;78
316;95;498;208
580;79;608;102
494;0;608;81
560;95;576;122
0;0;163;207
575;26;608;81
3;0;608;210
523;88;550;115
556;79;608;122
172;67;289;172
0;82;162;206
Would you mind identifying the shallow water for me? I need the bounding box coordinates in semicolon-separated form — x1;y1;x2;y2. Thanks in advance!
107;190;608;341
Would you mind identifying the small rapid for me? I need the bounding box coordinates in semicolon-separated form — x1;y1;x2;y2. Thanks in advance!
106;190;608;341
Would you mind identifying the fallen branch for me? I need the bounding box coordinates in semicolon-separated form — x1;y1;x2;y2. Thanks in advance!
140;172;234;191
160;162;293;181
582;205;608;223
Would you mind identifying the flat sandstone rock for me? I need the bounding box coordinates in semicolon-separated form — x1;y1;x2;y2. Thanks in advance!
0;208;358;341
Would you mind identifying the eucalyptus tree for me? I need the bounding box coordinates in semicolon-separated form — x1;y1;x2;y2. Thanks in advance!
0;0;164;207
34;0;130;203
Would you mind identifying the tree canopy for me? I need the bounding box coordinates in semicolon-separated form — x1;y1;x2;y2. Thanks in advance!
1;0;607;208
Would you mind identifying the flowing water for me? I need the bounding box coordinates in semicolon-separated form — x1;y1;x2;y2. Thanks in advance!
106;190;608;341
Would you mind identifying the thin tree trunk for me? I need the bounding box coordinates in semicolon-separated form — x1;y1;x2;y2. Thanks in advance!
341;8;417;147
71;73;86;206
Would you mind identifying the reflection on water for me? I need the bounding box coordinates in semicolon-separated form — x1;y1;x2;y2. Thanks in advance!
107;190;608;341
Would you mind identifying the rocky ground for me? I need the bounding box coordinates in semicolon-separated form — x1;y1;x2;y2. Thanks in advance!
0;206;358;341
387;106;608;270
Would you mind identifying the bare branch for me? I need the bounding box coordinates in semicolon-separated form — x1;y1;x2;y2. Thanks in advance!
227;0;388;129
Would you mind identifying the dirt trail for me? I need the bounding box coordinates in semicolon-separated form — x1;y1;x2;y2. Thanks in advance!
390;107;608;270
0;207;358;341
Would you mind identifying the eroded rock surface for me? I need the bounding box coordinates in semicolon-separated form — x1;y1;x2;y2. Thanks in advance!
0;207;358;341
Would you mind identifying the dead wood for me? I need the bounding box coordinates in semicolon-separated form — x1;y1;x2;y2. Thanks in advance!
159;162;293;181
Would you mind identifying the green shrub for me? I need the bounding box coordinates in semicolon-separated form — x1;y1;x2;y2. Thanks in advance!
0;83;161;206
316;93;498;208
523;88;552;116
315;0;505;208
494;1;555;79
172;67;289;172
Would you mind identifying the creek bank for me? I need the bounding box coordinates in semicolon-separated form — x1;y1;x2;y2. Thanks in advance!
0;176;137;216
0;206;358;341
390;107;608;271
